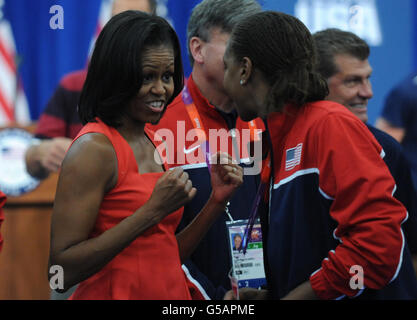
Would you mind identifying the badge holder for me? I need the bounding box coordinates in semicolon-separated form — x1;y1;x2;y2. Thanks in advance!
226;218;266;296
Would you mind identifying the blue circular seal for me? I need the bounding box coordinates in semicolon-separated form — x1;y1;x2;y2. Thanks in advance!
0;128;40;196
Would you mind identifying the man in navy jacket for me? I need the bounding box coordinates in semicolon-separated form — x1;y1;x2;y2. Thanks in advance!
313;28;417;275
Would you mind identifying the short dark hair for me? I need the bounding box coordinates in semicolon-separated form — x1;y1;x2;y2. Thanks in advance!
227;11;328;114
187;0;262;66
313;28;370;79
78;10;184;127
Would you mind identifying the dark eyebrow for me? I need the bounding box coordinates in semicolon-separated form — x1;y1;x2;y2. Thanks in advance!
142;61;175;69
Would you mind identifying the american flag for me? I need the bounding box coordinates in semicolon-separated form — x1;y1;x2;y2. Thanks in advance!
285;143;303;171
0;0;30;126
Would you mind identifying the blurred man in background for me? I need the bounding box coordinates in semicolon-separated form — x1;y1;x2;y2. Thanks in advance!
376;73;417;190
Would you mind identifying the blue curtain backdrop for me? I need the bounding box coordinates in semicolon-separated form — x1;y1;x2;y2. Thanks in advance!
3;0;101;121
414;0;417;72
3;0;417;125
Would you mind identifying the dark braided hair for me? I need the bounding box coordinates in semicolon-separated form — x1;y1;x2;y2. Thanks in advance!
227;11;328;114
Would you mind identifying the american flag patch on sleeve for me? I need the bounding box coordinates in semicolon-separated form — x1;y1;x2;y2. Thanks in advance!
285;143;303;171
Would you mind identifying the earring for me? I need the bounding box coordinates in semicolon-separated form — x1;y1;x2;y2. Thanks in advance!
240;79;245;85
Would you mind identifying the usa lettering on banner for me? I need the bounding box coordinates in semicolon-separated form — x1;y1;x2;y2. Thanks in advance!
295;0;382;46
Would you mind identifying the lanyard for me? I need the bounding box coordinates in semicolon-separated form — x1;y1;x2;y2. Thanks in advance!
181;84;260;145
182;85;207;142
241;148;271;254
181;84;264;226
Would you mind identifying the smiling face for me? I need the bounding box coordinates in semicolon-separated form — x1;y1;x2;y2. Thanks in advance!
326;54;373;123
127;44;175;125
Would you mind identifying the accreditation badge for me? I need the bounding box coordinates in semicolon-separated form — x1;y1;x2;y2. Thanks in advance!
226;219;266;292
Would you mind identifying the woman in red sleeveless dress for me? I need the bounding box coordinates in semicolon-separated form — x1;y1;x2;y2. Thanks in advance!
49;11;243;300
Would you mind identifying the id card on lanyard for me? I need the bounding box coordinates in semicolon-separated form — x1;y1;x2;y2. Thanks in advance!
227;145;271;298
226;218;266;293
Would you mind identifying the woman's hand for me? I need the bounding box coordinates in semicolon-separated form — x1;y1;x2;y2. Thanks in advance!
175;153;243;261
281;280;319;300
224;288;269;300
209;152;243;205
145;167;197;221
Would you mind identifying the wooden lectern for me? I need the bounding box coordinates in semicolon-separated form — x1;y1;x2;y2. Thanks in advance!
0;124;58;300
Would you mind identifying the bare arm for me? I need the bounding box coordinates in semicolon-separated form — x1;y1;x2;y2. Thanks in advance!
49;133;195;292
375;118;405;143
281;281;319;300
25;137;72;179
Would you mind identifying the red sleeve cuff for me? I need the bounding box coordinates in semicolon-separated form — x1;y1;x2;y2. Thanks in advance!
310;269;346;300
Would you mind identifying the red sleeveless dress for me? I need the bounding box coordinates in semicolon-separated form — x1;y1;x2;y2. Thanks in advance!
70;119;191;300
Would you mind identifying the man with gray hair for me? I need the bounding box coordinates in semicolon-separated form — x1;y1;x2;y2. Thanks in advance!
313;28;417;276
150;0;263;299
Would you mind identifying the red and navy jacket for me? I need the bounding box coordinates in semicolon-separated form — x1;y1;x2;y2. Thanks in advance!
262;101;417;299
35;70;86;139
150;76;265;299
